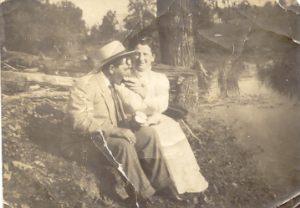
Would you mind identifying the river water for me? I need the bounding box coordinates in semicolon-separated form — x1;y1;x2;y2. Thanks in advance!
201;76;300;204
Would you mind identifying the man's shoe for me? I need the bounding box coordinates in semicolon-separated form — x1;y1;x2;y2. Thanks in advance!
138;195;156;208
123;195;155;208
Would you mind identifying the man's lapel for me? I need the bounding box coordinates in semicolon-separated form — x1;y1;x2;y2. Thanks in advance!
94;72;117;126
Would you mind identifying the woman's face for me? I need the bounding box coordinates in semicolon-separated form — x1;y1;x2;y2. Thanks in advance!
132;44;155;72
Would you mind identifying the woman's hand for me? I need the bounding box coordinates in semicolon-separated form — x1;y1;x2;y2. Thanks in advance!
124;79;148;99
141;113;161;127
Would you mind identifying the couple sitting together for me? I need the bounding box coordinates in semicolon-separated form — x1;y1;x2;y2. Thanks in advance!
61;37;208;206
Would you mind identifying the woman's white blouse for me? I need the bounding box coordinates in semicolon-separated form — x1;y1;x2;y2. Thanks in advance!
117;70;170;114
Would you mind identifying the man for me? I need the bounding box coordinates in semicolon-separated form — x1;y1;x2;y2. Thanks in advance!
61;41;176;206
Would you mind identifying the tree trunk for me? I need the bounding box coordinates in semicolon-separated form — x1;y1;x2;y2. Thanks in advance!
218;59;241;97
157;0;195;67
174;75;199;117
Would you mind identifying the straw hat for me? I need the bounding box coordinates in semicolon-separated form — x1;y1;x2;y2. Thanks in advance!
92;41;134;73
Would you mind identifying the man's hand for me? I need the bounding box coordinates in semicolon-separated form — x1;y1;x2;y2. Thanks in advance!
111;127;136;144
124;79;148;99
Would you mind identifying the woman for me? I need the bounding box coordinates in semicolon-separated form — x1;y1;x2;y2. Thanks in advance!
117;37;208;195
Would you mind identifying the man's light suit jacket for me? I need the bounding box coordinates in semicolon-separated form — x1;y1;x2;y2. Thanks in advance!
61;72;118;156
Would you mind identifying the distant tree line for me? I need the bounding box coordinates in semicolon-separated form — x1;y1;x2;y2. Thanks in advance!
2;0;119;59
2;0;86;57
2;0;298;98
1;0;214;57
1;0;292;59
87;10;119;45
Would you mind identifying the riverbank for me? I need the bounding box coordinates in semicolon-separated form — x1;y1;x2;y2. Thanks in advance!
3;75;299;208
196;76;300;207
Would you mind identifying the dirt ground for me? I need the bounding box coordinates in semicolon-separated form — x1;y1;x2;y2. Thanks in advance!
3;43;298;207
3;76;292;208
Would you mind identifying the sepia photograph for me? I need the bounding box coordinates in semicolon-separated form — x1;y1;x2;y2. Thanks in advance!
1;0;300;207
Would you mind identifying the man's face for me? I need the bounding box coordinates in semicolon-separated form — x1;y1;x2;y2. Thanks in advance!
111;57;132;85
132;44;155;72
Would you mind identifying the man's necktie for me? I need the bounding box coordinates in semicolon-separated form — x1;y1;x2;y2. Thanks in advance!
109;85;128;126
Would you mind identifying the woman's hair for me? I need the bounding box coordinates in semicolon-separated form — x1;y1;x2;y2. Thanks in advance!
129;36;157;55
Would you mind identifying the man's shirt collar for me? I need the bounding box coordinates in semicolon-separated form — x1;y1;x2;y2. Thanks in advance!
101;71;111;88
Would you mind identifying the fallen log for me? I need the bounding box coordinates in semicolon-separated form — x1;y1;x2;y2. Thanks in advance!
2;91;69;105
2;50;44;70
2;49;41;60
2;66;203;115
1;71;76;94
1;62;18;71
43;59;93;75
152;63;197;82
2;65;198;92
2;71;75;87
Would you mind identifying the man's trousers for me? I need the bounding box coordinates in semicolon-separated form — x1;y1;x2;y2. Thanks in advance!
62;127;172;198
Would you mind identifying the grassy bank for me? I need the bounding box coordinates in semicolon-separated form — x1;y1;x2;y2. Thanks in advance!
2;93;282;208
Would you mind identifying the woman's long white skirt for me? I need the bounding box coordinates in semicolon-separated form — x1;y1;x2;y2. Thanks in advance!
151;115;209;194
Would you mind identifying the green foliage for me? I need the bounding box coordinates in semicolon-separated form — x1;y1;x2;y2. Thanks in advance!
258;42;300;99
88;24;102;45
216;5;249;23
3;0;86;57
190;0;213;30
99;10;119;42
88;10;119;45
123;0;156;31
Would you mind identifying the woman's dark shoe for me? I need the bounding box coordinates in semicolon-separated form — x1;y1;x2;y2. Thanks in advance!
168;189;190;205
157;186;191;205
